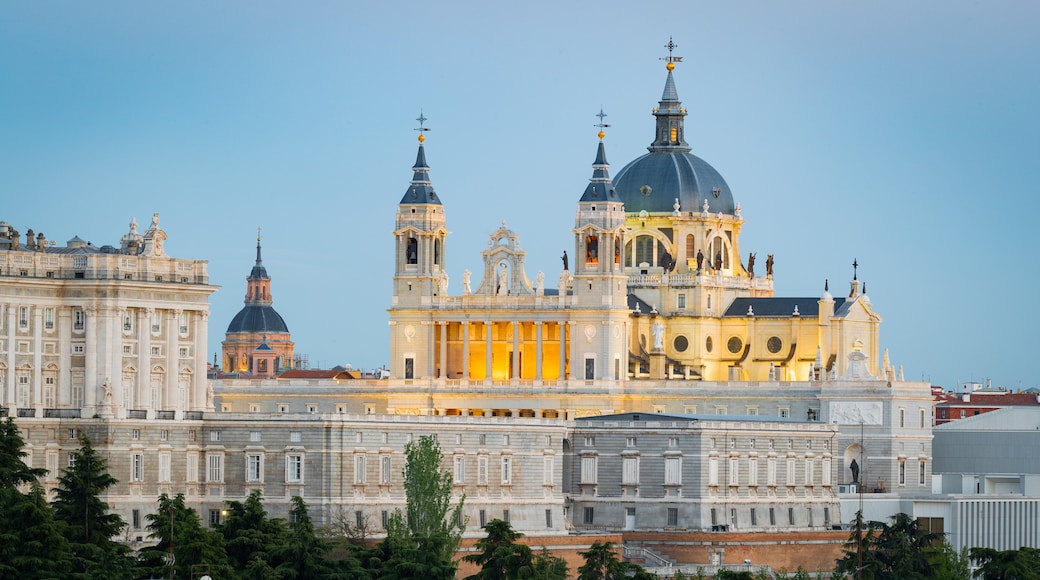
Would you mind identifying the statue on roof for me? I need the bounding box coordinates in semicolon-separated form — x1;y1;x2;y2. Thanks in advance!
766;254;774;277
496;263;508;296
747;253;756;277
714;252;722;271
462;269;472;295
561;250;569;271
696;249;704;271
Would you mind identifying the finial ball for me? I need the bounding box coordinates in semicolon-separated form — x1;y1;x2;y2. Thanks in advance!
666;61;675;71
598;130;605;140
418;134;425;143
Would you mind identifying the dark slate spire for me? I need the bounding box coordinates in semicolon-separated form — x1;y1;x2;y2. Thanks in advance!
249;229;269;280
580;109;618;202
400;111;442;205
649;38;690;153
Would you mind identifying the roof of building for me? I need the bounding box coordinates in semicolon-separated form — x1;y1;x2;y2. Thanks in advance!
612;69;736;215
278;369;358;380
399;142;441;205
934;407;1040;431
226;304;290;334
579;139;621;203
935;392;1040;408
576;411;816;425
723;297;847;318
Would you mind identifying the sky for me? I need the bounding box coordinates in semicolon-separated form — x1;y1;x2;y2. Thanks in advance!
2;1;1037;390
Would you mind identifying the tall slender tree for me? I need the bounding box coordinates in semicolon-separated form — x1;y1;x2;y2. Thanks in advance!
274;495;343;579
220;489;288;575
53;434;134;579
138;493;230;579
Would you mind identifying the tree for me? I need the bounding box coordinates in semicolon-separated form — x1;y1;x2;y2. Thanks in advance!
0;482;73;579
577;541;656;580
219;489;288;576
52;435;134;579
464;519;534;580
379;435;466;579
0;416;46;487
835;511;953;580
529;547;569;580
137;493;230;579
970;546;1040;580
273;495;344;579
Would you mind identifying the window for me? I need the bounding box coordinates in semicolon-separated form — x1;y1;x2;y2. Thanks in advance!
355;510;364;529
381;456;392;484
130;453;144;482
210;431;221;442
160;430;168;441
748;457;758;486
132;429;140;440
715;406;727;415
789;507;795;526
787;458;796;486
898;460;906;486
455;434;462;445
247;454;263;482
622;456;639;485
807;507;814;527
583;507;594;525
44;308;54;330
336;404;346;414
75;310;86;331
179;312;188;334
354;455;366;484
708;457;719;486
381;510;389;530
453;455;465;484
478;455;489;485
677;293;686;309
503;509;510;524
919;461;927;486
286;454;303;483
805;458;815;486
668;437;679;448
824;507;831;525
123;310;133;332
667;508;678;526
478;433;487;445
920;408;927;428
479;509;487;528
207;454;224;483
158;453;171;483
290;431;301;442
728;457;739;486
501;456;512;484
278;404;288;413
150;311;160;333
186;452;199;482
769;508;776;526
751;508;758;526
650;453;677;488
626;436;637;447
580;456;598;484
220;403;231;413
69;428;78;440
19;307;29;329
778;407;790;418
308;405;318;414
584;436;594;446
250;431;261;442
822;457;832;486
545;509;553;528
132;509;141;529
543;456;554;485
899;408;906;428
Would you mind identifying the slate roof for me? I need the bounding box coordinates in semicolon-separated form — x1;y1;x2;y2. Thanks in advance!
723;297;847;318
226;305;290;334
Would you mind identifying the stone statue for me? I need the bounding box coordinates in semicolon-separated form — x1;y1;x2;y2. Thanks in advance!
151;212;160;229
696;249;704;271
561;251;569;271
747;253;756;277
661;251;674;273
714;252;722;271
206;383;215;408
496;263;508;296
462;269;472;295
850;459;860;484
535;270;545;294
766;254;774;276
101;378;113;404
652;322;665;350
439;271;449;294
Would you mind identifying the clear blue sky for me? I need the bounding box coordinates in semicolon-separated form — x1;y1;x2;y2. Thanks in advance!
2;1;1037;390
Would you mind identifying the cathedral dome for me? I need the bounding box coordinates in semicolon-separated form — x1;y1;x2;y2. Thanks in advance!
612;151;734;215
226;304;289;335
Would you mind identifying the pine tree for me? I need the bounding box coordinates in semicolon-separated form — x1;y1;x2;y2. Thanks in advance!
53;434;134;579
274;495;342;579
0;416;46;486
220;489;288;574
138;493;230;579
0;482;74;579
463;519;534;580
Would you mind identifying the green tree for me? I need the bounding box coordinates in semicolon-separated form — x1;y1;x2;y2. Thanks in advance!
464;519;534;580
52;435;134;579
0;416;46;486
577;541;656;580
219;489;288;576
379;435;466;579
0;482;74;579
529;547;569;580
835;511;956;580
138;493;230;579
273;495;344;579
970;546;1040;580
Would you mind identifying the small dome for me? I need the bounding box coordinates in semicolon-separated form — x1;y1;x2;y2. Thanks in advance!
226;305;290;335
612;151;735;215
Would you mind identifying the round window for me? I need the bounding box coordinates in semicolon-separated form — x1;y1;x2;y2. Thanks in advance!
673;336;689;352
727;336;743;354
705;336;713;353
767;336;783;354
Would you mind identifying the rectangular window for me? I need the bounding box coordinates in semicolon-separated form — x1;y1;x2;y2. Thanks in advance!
667;508;678;526
767;458;777;486
668;437;679;448
899;408;906;428
453;455;465;484
381;510;389;530
824;507;831;525
186;452;199;482
151;311;160;333
807;507;814;527
710;508;718;526
501;456;512;484
665;457;682;485
381;456;392;485
749;457;758;486
132;509;141;529
787;458;796;486
899;460;906;486
919;461;927;486
210;431;221;442
920;408;927;428
124;311;133;332
622;456;639;485
250;431;261;442
580;456;598;484
286;454;303;483
355;510;364;529
805;458;815;486
44;308;54;330
626;436;637;447
583;435;594;446
131;454;144;482
708;457;719;486
179;311;188;334
751;508;758;526
207;454;224;483
290;431;302;442
503;509;510;524
19;307;30;329
677;294;686;309
583;507;594;525
478;455;488;485
158;453;171;483
209;509;221;526
584;357;595;380
404;357;414;379
543;456;554;485
728;457;739;486
247;454;263;482
132;429;140;440
822;457;832;486
788;507;795;526
354;455;366;484
769;508;776;526
778;407;790;418
545;509;553;528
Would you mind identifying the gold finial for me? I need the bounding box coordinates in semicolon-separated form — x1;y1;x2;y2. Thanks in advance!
660;36;683;70
415;110;430;143
257;226;262;242
595;107;610;140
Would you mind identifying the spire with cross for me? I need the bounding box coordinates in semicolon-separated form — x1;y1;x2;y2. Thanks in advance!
660;36;683;70
414;110;430;143
595;107;610;140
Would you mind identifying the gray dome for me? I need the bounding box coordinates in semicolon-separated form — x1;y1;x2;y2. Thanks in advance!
612;151;735;215
226;305;289;335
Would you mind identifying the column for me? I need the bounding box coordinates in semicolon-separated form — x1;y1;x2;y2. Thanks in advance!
84;307;97;412
58;309;71;406
511;322;520;380
138;308;152;410
484;321;493;383
5;305;15;408
439;321;448;380
32;308;42;412
558;321;567;381
535;321;543;381
425;321;435;379
165;310;178;411
104;308;122;413
461;321;470;380
194;310;209;411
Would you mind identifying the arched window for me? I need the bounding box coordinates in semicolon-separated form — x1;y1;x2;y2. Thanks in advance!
615;237;621;265
635;236;654;266
586;235;599;264
406;237;418;265
686;234;695;259
709;236;730;270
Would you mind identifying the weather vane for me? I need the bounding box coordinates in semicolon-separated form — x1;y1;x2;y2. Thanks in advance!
595;107;610;138
660;36;683;67
853;258;859;280
414;110;430;142
257;226;262;242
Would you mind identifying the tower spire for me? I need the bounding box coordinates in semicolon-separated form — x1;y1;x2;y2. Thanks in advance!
401;110;441;205
581;109;617;201
650;37;689;152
